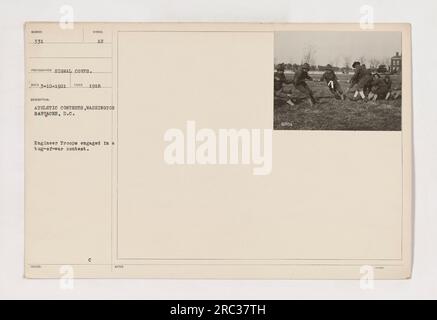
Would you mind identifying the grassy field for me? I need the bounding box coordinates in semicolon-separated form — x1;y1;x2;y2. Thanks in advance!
274;73;402;131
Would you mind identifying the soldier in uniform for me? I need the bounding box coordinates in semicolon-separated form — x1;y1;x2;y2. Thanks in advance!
319;64;345;100
368;73;390;102
274;63;295;107
347;61;373;101
383;75;393;100
293;63;317;106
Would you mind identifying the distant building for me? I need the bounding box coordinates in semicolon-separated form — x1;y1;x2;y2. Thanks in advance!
391;52;402;73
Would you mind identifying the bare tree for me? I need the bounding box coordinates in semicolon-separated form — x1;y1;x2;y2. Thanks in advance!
382;56;391;67
343;56;351;69
333;56;340;68
369;58;380;69
359;56;367;65
301;45;317;66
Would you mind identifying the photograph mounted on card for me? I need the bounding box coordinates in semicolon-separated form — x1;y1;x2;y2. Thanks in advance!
25;23;412;279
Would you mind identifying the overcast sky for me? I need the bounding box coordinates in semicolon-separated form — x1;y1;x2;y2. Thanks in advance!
275;31;402;67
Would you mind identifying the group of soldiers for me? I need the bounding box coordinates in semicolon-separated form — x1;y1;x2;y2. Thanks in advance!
274;61;401;107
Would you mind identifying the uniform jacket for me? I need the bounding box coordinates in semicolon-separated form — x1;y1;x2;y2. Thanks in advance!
293;68;312;85
274;72;293;91
384;77;392;90
372;78;389;91
320;70;338;83
350;66;372;84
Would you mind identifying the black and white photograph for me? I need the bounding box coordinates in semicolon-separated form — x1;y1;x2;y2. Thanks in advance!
3;0;437;302
274;31;402;131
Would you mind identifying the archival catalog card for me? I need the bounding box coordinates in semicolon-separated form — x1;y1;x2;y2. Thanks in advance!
25;23;412;279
